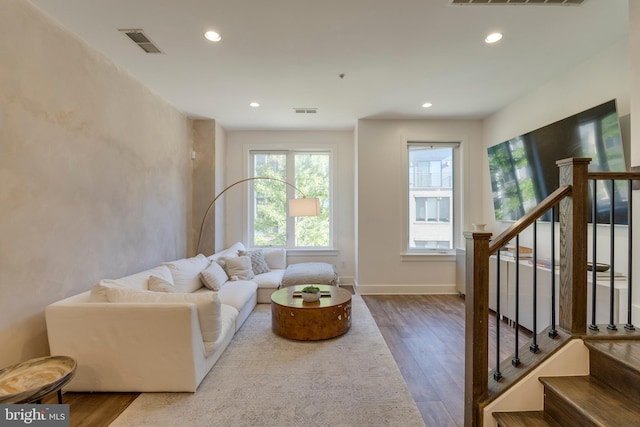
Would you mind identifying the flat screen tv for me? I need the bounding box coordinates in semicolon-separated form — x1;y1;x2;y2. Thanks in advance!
488;100;628;224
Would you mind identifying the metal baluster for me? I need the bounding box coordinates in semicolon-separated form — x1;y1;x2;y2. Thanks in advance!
625;179;635;331
608;179;617;331
590;179;599;331
549;205;558;339
494;251;503;381
530;221;539;353
512;236;521;367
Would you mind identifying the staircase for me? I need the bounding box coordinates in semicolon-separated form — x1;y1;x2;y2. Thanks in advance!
493;340;640;426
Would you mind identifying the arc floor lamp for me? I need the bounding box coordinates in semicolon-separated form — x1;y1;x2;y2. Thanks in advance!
195;177;320;254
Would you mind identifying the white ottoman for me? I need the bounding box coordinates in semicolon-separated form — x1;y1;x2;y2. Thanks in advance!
281;262;338;288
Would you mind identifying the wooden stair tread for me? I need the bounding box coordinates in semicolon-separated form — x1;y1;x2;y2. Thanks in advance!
540;376;640;424
493;411;562;427
585;340;640;373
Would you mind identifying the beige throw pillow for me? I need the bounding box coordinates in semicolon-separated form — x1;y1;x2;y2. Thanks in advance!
200;262;228;291
222;256;255;280
148;275;175;293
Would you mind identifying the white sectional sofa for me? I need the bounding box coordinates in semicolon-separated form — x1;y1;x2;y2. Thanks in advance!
45;242;286;392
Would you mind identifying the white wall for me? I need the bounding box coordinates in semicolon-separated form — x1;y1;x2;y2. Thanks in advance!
224;130;356;283
482;39;630;239
356;119;483;294
0;0;192;366
481;39;632;276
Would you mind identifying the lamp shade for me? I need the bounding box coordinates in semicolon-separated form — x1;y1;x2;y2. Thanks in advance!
289;197;320;217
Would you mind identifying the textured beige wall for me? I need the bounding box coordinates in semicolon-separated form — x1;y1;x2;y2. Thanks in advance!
192;120;216;256
214;123;227;253
0;0;192;365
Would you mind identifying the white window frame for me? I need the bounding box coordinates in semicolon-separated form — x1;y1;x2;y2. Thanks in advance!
246;146;335;250
403;141;460;257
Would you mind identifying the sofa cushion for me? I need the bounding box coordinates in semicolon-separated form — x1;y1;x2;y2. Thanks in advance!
222;256;255;280
163;254;209;293
148;276;175;293
199;262;228;291
239;249;270;275
103;287;222;343
225;241;246;254
89;265;174;302
207;242;246;265
252;269;285;290
216;280;258;313
262;248;287;270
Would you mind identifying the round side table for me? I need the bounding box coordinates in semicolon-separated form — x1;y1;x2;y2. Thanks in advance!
0;355;76;404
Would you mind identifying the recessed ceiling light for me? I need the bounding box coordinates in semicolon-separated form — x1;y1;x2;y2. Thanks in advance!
249;102;260;108
485;32;503;44
422;102;433;108
204;31;222;42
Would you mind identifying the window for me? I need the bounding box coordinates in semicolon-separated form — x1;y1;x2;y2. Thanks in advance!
415;197;450;222
407;143;457;251
250;150;331;248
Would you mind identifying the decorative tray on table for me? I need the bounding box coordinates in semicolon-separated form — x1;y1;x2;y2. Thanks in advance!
293;291;332;298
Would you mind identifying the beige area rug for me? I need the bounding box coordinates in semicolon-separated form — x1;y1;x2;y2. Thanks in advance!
111;294;425;427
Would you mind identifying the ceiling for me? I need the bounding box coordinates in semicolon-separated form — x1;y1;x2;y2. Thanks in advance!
28;0;629;131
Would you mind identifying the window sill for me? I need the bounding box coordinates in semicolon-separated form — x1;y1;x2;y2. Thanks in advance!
287;248;340;258
400;251;456;262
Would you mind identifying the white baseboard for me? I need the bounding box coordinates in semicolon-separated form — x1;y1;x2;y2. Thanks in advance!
356;284;458;295
337;276;354;286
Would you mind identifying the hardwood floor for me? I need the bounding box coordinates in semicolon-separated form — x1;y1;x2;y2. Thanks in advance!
362;294;531;427
43;391;138;427
48;293;529;427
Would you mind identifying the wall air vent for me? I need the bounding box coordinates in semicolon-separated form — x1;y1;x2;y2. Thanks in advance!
451;0;583;4
119;29;162;53
294;108;318;114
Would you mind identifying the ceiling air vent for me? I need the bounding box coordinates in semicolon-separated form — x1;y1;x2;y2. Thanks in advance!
119;29;162;53
294;108;318;114
451;0;583;4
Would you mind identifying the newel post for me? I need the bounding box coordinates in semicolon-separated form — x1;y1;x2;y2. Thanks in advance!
464;230;492;427
557;158;590;335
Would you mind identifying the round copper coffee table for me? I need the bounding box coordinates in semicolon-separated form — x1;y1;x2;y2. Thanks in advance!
271;285;352;340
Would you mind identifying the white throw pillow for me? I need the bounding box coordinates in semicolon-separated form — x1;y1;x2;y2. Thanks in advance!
200;262;228;291
163;254;209;293
222;256;255;280
104;287;221;342
148;275;175;293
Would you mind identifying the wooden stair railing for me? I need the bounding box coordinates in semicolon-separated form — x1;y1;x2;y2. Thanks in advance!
464;158;590;427
465;157;640;426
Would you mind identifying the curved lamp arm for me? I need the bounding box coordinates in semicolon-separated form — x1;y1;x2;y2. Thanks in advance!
196;177;319;254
